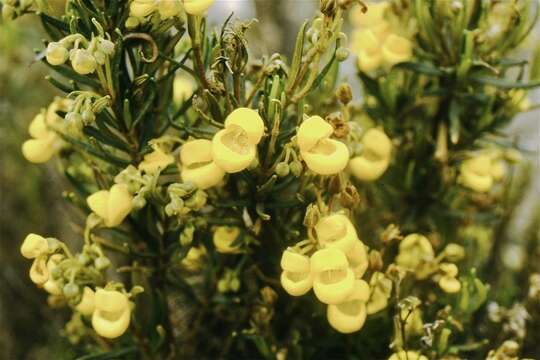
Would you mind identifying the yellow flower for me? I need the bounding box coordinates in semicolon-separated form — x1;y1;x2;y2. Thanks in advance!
366;271;392;314
315;214;359;254
349;128;392;181
350;2;388;28
173;75;196;105
157;0;182;19
458;154;493;193
182;246;206;271
310;248;355;304
212;108;265;173
438;263;461;293
29;257;49;285
20;233;49;259
395;234;434;270
22;113;61;164
347;241;369;278
381;34;413;68
213;226;242;254
401;307;423;335
327;279;370;333
388;350;428;360
139;147;174;174
92;289;131;339
43;254;64;295
280;249;313;296
443;243;465;262
182;0;215;16
297;116;350;175
130;0;157;17
87;184;134;227
181;139;225;189
76;287;96;316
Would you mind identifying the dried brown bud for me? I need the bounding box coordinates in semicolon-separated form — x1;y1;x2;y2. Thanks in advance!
260;286;278;305
380;224;402;245
340;184;361;209
326;112;350;138
369;250;384;271
303;203;321;228
336;83;353;105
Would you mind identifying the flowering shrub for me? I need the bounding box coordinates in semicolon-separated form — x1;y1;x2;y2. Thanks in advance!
2;0;540;358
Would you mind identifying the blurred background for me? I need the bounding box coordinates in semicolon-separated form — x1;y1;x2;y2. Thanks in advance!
0;1;538;358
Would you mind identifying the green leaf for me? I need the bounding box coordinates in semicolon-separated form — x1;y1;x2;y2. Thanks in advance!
286;20;308;91
312;49;337;90
59;133;131;167
470;75;540;89
83;125;130;153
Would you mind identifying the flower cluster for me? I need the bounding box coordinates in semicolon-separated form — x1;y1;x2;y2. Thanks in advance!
45;33;115;75
350;1;413;72
280;212;392;333
19;233;139;339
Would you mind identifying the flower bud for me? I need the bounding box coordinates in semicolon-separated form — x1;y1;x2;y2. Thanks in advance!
43;254;64;295
46;42;69;66
336;83;353;105
63;282;79;298
94;256;111;270
289;160;303;177
275;162;290;177
327;279;369;333
97;38;115;55
92;289;131;339
21;233;49;259
182;0;215;16
311;248;355;304
70;49;97;75
336;47;350;62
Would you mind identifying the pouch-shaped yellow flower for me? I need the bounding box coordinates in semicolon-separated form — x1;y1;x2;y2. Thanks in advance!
395;233;434;270
22;113;61;164
157;0;182;19
315;214;358;254
297;116;350;175
280;249;313;296
458;154;493;193
70;49;97;75
182;0;215;15
92;289;131;339
327;279;370;333
76;287;96;316
213;226;241;254
438;263;461;293
349;128;392;181
182;246;206;271
20;233;49;259
381;34;413;68
224;108;265;145
310;248;355;304
181;139;225;189
87;184;133;227
173;75;196;105
130;0;157;17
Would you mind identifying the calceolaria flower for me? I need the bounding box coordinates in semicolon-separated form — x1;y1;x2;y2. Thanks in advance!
181;139;225;189
76;287;96;316
92;289;131;339
458;151;507;193
297;116;349;175
182;0;215;15
21;97;71;163
20;233;49;259
212;108;265;173
395;234;434;271
173;74;196;105
87;184;134;227
280;249;313;296
310;248;355;304
182;246;207;271
315;213;359;254
349;128;392;181
326;279;370;333
138;139;175;174
213;226;242;254
438;263;461;293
